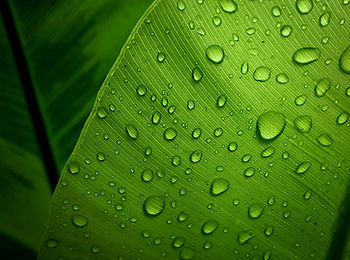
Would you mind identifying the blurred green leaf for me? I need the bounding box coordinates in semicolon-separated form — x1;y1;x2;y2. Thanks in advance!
35;0;349;259
0;12;50;256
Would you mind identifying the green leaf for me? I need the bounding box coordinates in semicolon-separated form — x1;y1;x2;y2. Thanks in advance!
0;12;50;255
40;0;350;259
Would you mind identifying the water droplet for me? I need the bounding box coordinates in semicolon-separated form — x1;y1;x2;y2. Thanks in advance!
210;178;229;196
177;0;186;11
295;94;308;106
271;6;282;17
261;146;275;158
264;226;274;236
241;62;249;74
253;66;271;82
212;16;222;26
219;0;238;13
244;167;255;177
187;100;195;110
172;156;182;166
143;195;165;216
317;133;334;147
178;212;189;222
248;203;264;219
280;25;292;37
257;111;286;140
68;161;80;174
173;237;185;248
190;150;202;163
192;128;202;139
91;245;101;254
294;115;312;133
97;107;107;119
206;45;225;64
293;47;320;65
164;128;177;141
203;241;212;250
216;94;228;108
141;169;154;183
46;239;58;248
276;73;289;84
337;112;349;125
72;214;88;228
126;124;138;140
214;128;223;137
295;161;311;174
137;85;147;96
152;111;161;124
339;45;350;74
202;220;219;234
303;190;312;200
315;78;331;97
237;230;255;245
157;52;166;63
228;141;238;152
319;12;331;27
180;248;195;260
192;67;203;82
296;0;313;14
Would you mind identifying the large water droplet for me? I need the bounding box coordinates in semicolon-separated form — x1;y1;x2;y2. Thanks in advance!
337;112;349;125
296;0;313;14
137;85;147;96
317;133;334;147
253;66;271;82
295;161;311;174
339;45;350;74
152;111;161;124
190;150;203;163
257;111;286;140
202;220;219;234
294;115;312;132
206;45;225;64
237;230;255;245
173;237;185;248
210;178;229;196
276;73;289;84
261;146;275;158
315;78;331;97
192;128;202;139
141;169;154;183
280;25;292;37
319;12;331;27
143;195;165;216
293;47;320;65
68;161;80;174
192;67;203;82
217;94;227;108
248;203;264;219
295;94;308;106
164;128;177;141
219;0;238;13
72;214;88;228
126;124;138;140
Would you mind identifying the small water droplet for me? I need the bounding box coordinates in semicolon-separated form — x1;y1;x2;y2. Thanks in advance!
295;94;308;106
271;6;282;17
339;45;350;74
276;73;289;84
157;52;166;63
261;146;275;158
177;0;186;11
190;150;203;163
319;12;331;27
152;111;161;124
141;169;154;183
337;112;349;125
244;167;255;177
136;85;147;96
192;128;202;139
126;124;138;139
280;25;293;37
228;141;238;152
